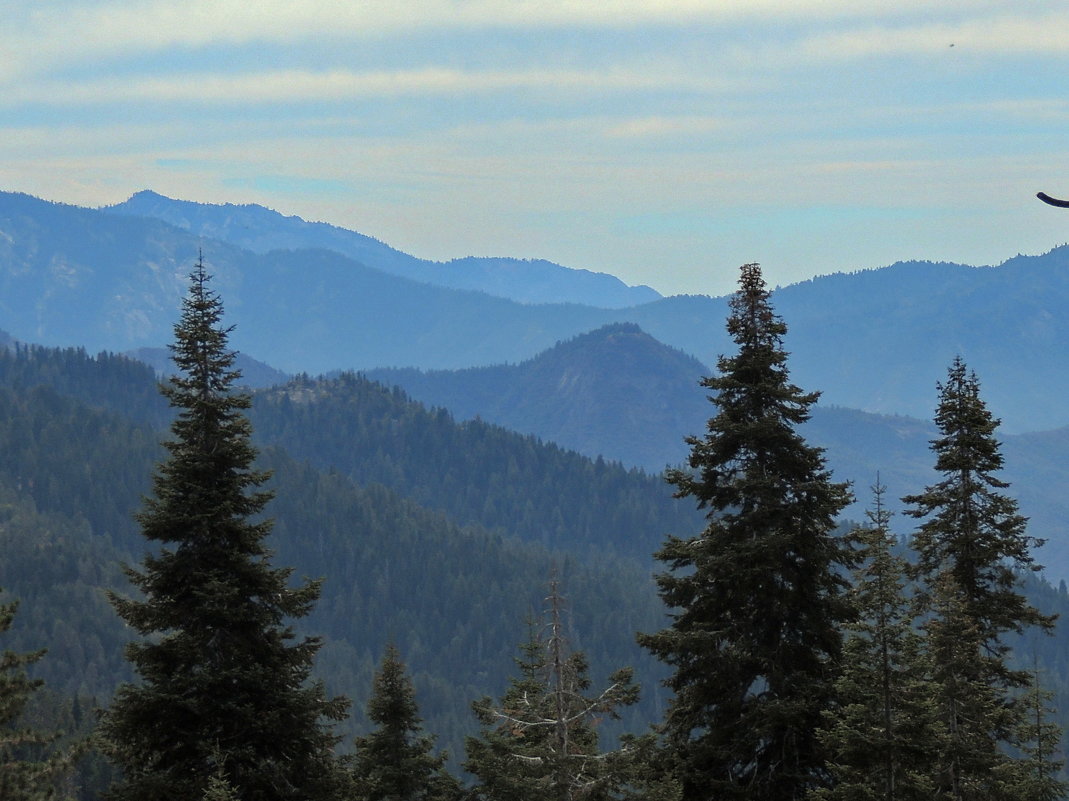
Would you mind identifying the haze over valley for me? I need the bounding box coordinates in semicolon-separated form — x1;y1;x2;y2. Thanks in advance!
3;188;1069;798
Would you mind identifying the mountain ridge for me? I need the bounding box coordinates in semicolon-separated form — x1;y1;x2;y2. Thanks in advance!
364;321;1069;577
366;322;710;469
4;190;1069;432
103;190;661;309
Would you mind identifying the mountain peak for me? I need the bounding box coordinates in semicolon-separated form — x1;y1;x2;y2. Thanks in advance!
128;189;164;201
367;323;709;469
103;190;661;309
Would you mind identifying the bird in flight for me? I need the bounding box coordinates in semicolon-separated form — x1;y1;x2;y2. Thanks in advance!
1038;192;1069;208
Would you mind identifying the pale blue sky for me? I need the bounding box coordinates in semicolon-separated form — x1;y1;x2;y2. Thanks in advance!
3;1;1068;297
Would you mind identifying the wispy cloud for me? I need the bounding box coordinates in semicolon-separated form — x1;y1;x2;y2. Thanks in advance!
794;11;1069;61
3;0;1068;296
11;0;1007;50
605;116;730;139
6;1;1058;81
1;66;742;108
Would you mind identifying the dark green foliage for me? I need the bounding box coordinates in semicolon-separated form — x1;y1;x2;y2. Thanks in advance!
0;339;670;774
639;263;853;800
0;377;160;560
0;591;71;801
1011;660;1066;801
0;485;123;800
5;293;1069;799
905;357;1051;650
923;573;1020;799
0;345;169;429
257;446;667;768
905;358;1060;799
99;261;348;801
0;482;134;701
200;767;239;801
350;644;460;801
250;372;699;562
465;583;640;801
812;482;942;801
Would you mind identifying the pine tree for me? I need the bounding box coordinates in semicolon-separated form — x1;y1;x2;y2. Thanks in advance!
638;263;853;801
923;572;1016;800
1009;658;1066;801
811;482;942;801
465;621;552;801
99;258;348;801
465;581;639;801
905;357;1052;657
350;643;460;801
904;357;1058;799
201;762;239;801
0;593;70;801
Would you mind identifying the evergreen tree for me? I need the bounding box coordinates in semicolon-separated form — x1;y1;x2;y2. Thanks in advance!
465;621;553;801
1009;658;1066;801
0;593;70;801
99;259;348;801
350;644;460;801
923;572;1017;800
201;762;239;801
638;263;853;800
811;482;942;801
905;357;1052;659
465;582;639;801
904;358;1058;799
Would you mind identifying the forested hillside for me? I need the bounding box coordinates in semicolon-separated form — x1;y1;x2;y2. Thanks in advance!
365;323;710;471
0;344;679;790
0;343;699;563
363;322;1069;580
2;327;1069;799
249;371;698;561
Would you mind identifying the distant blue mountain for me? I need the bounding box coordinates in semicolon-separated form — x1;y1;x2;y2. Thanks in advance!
103;190;661;309
366;323;711;469
127;346;289;389
4;190;1069;433
367;321;1069;577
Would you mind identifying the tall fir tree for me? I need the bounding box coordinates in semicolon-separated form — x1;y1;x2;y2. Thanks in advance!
100;259;348;801
350;643;460;801
903;358;1059;799
904;357;1052;660
811;482;942;801
0;593;70;801
638;263;853;801
465;581;639;801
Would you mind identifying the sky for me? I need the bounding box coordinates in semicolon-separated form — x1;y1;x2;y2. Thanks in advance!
3;1;1069;298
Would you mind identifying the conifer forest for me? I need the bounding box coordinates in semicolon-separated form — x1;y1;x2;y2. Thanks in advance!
4;257;1069;801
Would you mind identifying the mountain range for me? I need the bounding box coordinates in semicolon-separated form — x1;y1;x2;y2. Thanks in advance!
365;322;710;470
363;322;1069;579
3;190;1069;432
97;317;1069;584
5;188;1069;572
104;190;661;309
4;188;1069;796
4;322;1069;797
